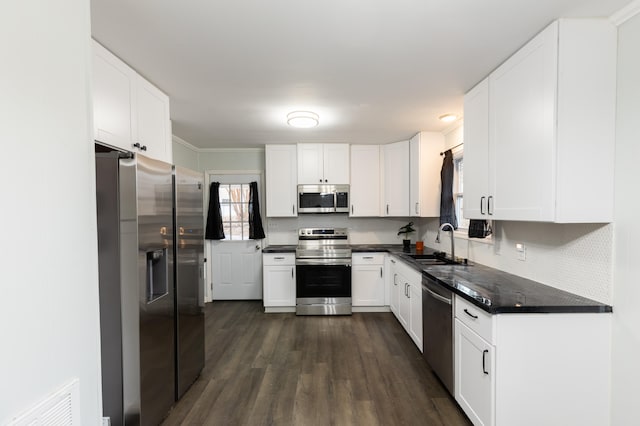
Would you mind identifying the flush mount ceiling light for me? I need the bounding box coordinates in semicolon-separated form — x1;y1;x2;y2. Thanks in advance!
438;113;458;123
287;111;319;128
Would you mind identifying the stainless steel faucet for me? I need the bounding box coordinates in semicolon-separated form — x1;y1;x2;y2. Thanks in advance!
436;222;455;261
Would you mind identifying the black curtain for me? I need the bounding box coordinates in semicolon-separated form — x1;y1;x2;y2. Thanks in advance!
248;181;266;240
439;150;458;230
205;182;225;240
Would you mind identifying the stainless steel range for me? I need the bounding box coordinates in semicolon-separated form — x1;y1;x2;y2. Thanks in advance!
295;228;352;315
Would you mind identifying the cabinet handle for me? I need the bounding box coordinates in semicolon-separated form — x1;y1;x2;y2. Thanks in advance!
482;349;489;375
325;179;328;183
480;196;486;215
363;256;374;259
393;273;398;286
464;308;479;319
386;204;389;215
488;196;493;215
415;202;419;214
292;205;295;214
390;259;396;264
292;268;294;278
351;205;354;214
407;284;411;298
319;179;322;183
380;267;383;278
274;256;285;260
141;145;147;151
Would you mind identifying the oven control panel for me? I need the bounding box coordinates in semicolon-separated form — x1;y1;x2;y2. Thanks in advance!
298;228;348;238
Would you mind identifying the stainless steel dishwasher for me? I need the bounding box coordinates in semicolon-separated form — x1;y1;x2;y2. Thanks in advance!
422;274;455;395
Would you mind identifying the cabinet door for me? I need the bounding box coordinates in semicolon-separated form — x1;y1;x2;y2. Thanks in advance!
352;263;385;306
397;274;410;329
323;144;350;184
135;75;172;163
297;144;324;184
92;41;135;151
382;141;410;216
408;282;423;352
388;258;400;314
410;132;443;217
455;319;495;426
263;264;295;307
463;78;490;220
489;22;557;221
350;145;380;216
265;145;297;217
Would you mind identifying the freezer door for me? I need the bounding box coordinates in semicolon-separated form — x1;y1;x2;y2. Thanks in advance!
174;166;205;399
120;154;176;426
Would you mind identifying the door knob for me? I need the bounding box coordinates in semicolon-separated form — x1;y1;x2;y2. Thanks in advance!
255;245;261;250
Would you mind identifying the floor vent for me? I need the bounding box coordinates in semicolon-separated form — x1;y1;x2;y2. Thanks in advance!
9;379;80;425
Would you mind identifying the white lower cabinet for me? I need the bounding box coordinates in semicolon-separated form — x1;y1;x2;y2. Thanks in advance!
390;256;423;352
454;296;611;426
455;319;495;426
387;257;400;315
352;253;385;307
262;253;295;311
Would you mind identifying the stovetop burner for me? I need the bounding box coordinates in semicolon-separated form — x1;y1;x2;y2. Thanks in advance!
296;227;351;259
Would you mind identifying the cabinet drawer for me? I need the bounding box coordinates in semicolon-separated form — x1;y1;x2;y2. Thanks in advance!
455;296;494;344
263;253;295;266
352;253;385;265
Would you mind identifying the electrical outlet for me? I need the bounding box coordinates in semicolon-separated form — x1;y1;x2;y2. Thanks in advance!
516;243;526;261
268;221;278;229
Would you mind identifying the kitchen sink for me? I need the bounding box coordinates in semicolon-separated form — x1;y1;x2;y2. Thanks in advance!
407;253;465;266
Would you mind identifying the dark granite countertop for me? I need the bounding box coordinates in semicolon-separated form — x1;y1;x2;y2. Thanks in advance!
262;245;297;253
262;244;612;315
392;251;612;315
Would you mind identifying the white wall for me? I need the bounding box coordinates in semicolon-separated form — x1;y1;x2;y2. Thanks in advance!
611;8;640;425
0;1;102;424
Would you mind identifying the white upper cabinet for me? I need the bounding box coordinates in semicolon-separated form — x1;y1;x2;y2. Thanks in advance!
382;140;410;217
462;78;490;220
92;40;172;163
464;19;616;223
135;75;172;163
265;144;298;217
92;41;136;151
297;143;350;184
409;132;444;217
350;145;380;217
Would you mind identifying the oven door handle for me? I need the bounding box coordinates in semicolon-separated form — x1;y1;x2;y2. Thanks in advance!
296;258;352;266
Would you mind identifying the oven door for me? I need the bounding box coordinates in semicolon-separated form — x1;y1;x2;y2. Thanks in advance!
296;258;352;300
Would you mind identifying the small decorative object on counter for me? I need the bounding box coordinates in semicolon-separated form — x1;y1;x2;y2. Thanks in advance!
415;240;424;252
397;221;416;252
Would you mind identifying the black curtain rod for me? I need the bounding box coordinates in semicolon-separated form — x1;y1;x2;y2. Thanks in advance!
440;143;463;156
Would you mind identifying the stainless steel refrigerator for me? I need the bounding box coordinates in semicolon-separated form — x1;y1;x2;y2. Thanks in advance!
173;166;205;399
96;153;204;425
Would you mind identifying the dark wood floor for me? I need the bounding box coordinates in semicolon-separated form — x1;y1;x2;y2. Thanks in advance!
162;301;471;426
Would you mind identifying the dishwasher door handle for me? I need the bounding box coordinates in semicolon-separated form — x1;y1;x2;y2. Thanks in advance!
424;286;452;305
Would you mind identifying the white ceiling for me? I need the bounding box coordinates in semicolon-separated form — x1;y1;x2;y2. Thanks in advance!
90;0;630;149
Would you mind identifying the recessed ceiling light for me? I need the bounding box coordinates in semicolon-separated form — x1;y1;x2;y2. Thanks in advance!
287;111;319;128
439;113;458;123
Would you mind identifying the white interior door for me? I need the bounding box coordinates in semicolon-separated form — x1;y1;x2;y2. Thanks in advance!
207;173;264;300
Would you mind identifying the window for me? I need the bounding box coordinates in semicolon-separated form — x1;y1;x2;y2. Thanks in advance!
452;150;469;230
219;183;251;240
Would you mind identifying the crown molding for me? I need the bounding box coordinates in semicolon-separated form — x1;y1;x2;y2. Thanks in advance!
172;135;264;153
611;0;640;26
172;135;200;151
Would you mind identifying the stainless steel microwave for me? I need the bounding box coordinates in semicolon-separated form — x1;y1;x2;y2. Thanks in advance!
298;184;349;214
